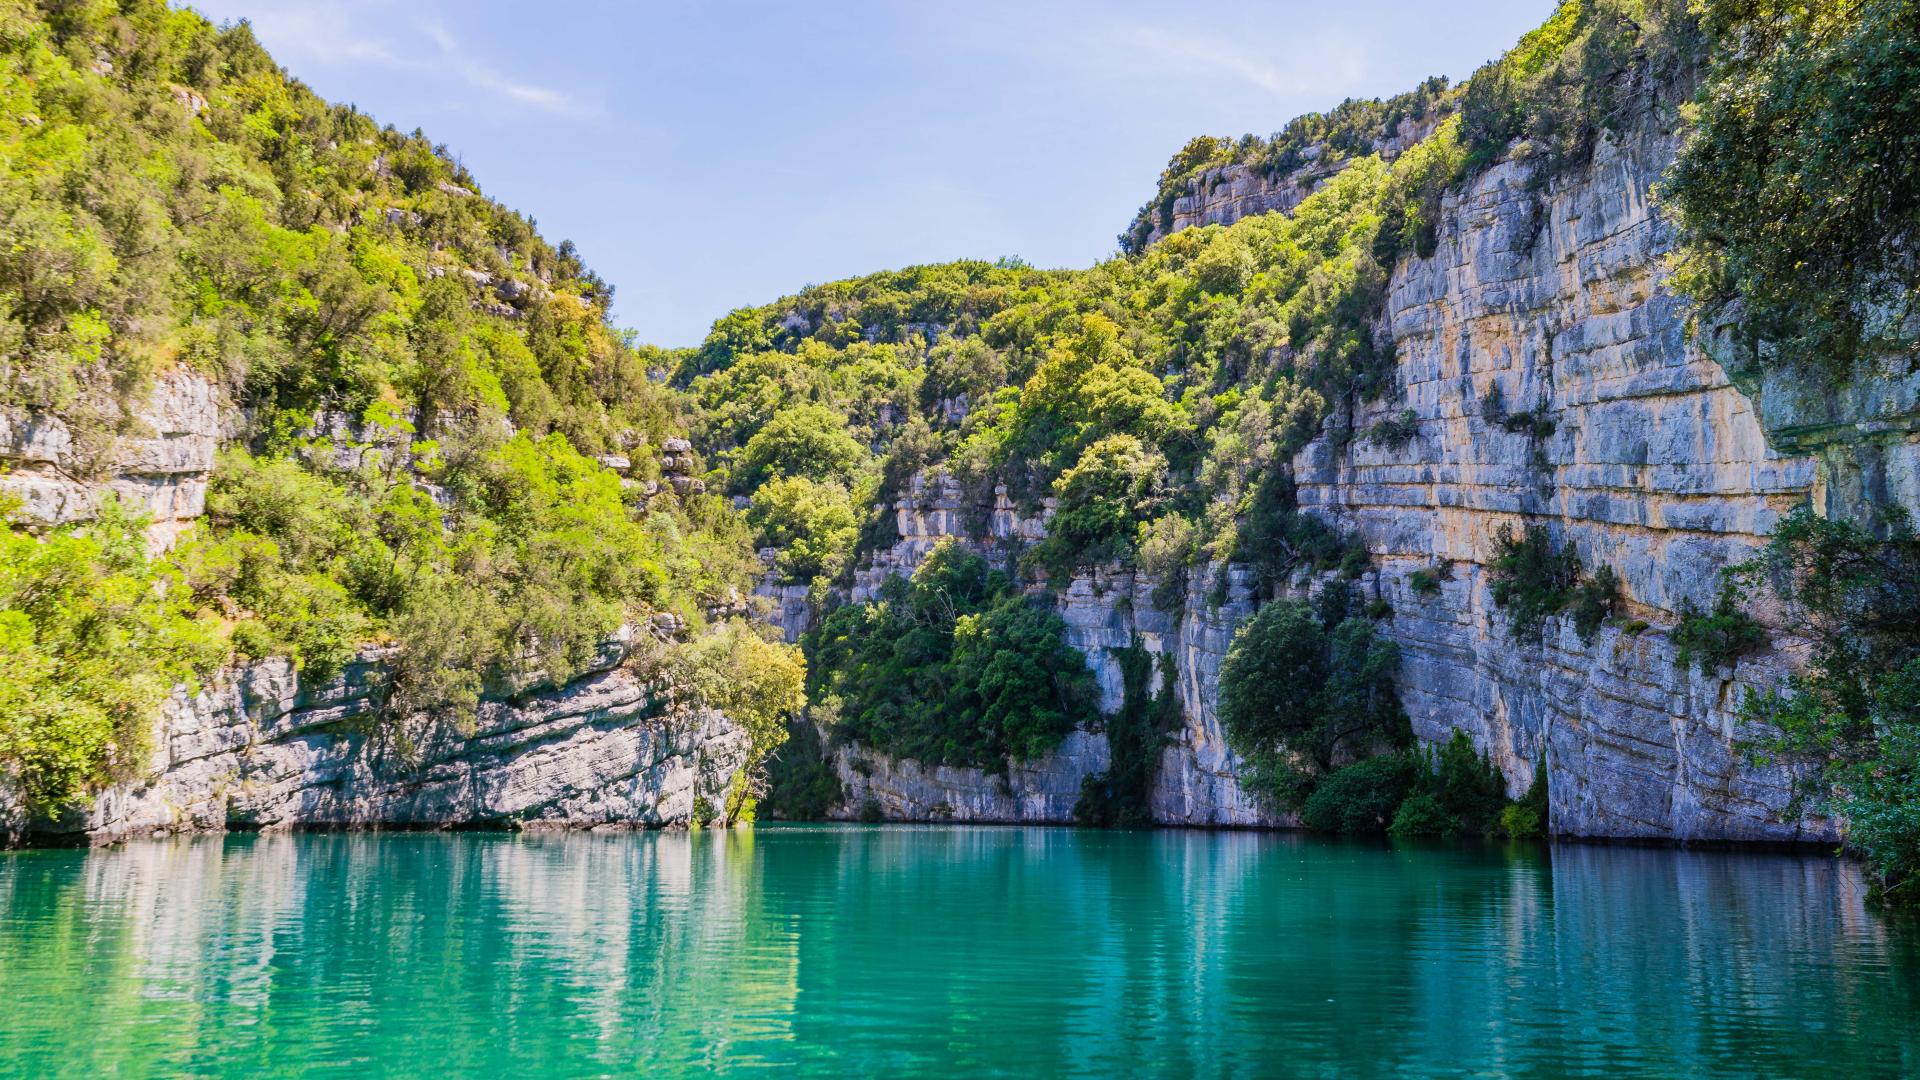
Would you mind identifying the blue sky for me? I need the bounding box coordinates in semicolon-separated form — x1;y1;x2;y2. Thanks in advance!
188;1;1552;346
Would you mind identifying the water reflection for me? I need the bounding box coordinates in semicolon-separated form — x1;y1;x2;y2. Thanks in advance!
1;830;1915;1077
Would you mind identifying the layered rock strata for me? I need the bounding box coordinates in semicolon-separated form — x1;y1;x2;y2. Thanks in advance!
0;368;219;551
18;638;747;845
826;124;1900;843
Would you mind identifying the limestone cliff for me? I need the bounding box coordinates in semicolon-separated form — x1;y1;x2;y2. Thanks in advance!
1;369;219;552
820;476;1283;828
10;634;747;845
817;117;1920;844
1298;125;1835;842
3;379;753;844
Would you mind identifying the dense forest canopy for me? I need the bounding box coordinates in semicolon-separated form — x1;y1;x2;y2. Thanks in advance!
0;0;787;818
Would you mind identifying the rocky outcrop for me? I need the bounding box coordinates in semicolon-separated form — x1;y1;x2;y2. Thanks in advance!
1145;161;1331;247
1133;115;1438;249
823;477;1284;828
829;122;1893;844
23;637;748;846
1295;126;1842;843
0;368;219;551
832;731;1108;823
2;368;754;844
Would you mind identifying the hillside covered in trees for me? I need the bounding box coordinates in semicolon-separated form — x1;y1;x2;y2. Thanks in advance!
0;0;795;822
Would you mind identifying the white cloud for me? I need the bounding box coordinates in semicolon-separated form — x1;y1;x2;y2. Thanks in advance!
192;0;588;118
1101;20;1369;102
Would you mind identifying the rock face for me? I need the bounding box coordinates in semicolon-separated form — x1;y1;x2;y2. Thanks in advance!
828;123;1907;844
27;641;748;846
1296;126;1841;842
824;479;1284;828
1132;115;1438;250
1144;161;1329;247
833;731;1108;823
0;368;219;551
1;366;754;844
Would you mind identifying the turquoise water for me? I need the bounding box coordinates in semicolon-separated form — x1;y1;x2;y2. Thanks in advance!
1;827;1916;1078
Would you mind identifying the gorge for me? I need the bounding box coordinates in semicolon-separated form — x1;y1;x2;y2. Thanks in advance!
7;1;1920;1073
2;0;1918;906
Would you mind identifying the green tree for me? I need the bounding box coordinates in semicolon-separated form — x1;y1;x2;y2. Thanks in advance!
1668;0;1920;374
733;403;868;492
1218;599;1410;806
0;498;224;816
746;475;859;584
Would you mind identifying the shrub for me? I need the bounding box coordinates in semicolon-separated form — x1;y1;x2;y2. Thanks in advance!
1427;730;1509;834
1488;524;1579;643
1672;579;1767;671
1218;601;1410;804
1499;803;1543;840
733;403;868;492
1570;564;1619;645
1364;409;1421;451
1488;525;1618;646
1741;508;1920;906
1390;792;1460;836
1039;434;1168;575
1302;754;1417;834
1409;567;1443;596
1137;514;1198;613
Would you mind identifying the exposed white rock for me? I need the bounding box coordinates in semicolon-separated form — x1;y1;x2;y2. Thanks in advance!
825;125;1896;843
32;644;748;846
1295;126;1844;842
0;368;220;551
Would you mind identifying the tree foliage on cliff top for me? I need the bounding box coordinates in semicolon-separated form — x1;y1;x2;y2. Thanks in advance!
1668;0;1920;375
1119;0;1703;256
0;0;788;816
688;148;1437;602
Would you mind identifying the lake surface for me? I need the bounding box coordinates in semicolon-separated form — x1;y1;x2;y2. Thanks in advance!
2;827;1916;1078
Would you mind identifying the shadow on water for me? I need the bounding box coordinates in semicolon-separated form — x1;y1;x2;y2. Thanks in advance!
1;828;1916;1077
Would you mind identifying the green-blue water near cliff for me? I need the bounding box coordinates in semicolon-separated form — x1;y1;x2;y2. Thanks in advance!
1;827;1916;1078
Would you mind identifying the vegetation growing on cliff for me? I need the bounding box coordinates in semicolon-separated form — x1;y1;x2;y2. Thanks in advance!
1672;578;1767;671
719;1;1704;784
1121;0;1703;257
1742;508;1920;906
1216;589;1410;808
688;147;1447;607
802;541;1096;771
1214;586;1542;837
1668;0;1920;375
0;0;793;817
1074;644;1181;828
0;497;222;813
1118;77;1456;255
1487;524;1619;646
677;619;806;823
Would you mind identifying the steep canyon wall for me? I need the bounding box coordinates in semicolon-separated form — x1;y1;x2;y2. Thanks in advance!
821;124;1920;843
